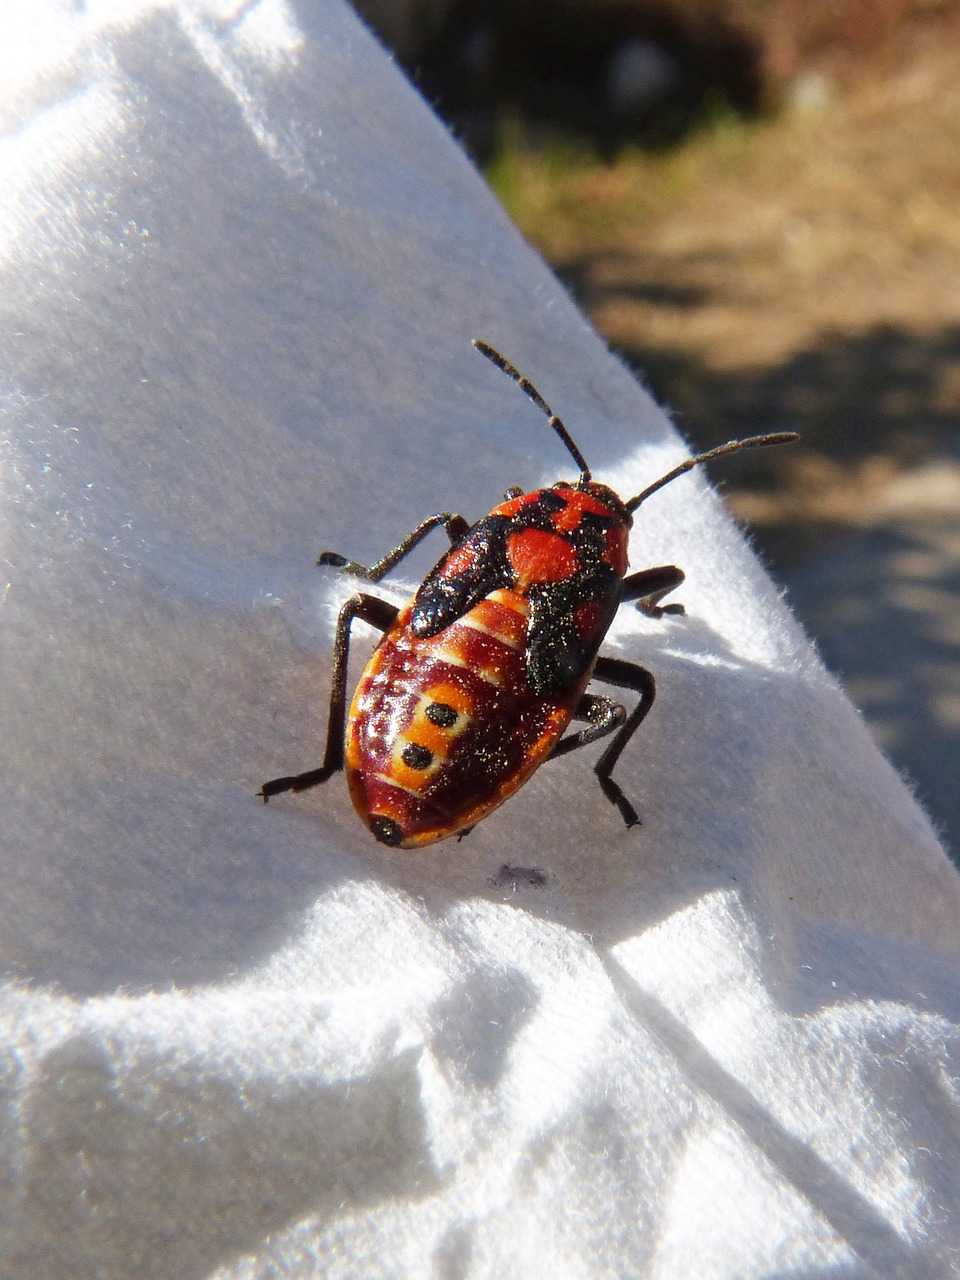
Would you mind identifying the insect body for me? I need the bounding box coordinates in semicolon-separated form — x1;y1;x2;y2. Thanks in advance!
260;341;796;848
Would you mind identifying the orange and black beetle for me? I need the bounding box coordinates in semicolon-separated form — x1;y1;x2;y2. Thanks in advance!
260;341;795;848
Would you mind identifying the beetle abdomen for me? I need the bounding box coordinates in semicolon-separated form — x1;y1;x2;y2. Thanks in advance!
345;587;578;847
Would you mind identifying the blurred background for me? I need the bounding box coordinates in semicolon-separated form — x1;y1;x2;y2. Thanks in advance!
353;0;960;860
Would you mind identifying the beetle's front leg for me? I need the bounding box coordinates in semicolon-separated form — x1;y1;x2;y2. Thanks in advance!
621;564;686;618
317;512;471;582
259;592;398;802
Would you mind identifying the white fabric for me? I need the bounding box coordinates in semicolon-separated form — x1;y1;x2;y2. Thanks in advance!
3;3;960;1277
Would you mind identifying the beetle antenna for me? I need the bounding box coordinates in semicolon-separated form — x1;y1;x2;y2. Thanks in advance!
473;339;592;483
625;432;799;513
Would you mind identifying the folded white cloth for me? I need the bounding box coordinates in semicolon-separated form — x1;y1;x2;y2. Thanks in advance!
3;3;959;1277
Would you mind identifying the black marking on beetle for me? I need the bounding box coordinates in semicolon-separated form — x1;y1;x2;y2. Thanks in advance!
516;489;567;520
577;509;618;531
526;564;621;696
370;815;404;846
402;743;434;770
426;702;458;728
411;514;511;638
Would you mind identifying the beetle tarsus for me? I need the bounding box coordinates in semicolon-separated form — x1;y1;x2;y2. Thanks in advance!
318;513;471;584
622;564;686;618
259;592;399;806
317;551;352;570
637;599;686;619
597;775;642;829
259;765;337;802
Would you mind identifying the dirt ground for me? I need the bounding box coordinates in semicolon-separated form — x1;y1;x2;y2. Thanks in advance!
491;48;960;858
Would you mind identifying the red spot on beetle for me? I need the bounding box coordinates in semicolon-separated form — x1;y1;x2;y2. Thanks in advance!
605;525;630;576
506;528;579;587
495;491;543;518
439;541;479;578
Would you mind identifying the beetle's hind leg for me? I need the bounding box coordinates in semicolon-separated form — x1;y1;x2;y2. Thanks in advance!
590;657;656;827
259;592;398;802
551;693;628;759
550;656;656;828
622;564;686;618
318;513;470;582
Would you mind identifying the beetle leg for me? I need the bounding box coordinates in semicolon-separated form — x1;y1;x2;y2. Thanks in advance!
590;656;656;827
621;564;686;618
550;656;656;828
550;692;628;759
317;513;471;582
259;592;398;802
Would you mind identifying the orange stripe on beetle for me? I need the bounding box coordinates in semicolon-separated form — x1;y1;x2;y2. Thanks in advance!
461;591;530;649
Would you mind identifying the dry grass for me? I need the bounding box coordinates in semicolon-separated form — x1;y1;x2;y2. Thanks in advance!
489;48;960;536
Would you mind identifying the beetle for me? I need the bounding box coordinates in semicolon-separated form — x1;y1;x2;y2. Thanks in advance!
260;340;796;848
